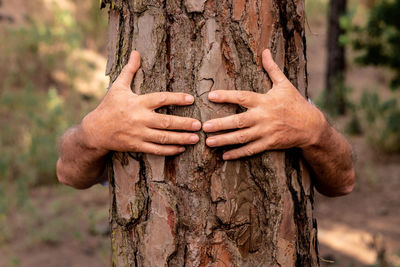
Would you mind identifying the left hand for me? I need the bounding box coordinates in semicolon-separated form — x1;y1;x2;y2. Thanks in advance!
203;49;327;160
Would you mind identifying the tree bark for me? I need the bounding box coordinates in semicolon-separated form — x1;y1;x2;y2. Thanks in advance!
104;0;319;266
325;0;347;115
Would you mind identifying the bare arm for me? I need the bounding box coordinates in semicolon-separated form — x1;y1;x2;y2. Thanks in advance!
301;121;355;197
202;49;355;197
57;51;201;189
57;126;109;189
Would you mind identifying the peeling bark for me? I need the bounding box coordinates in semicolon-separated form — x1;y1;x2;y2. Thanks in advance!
104;0;319;266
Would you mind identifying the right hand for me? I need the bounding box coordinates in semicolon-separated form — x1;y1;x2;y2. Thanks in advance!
81;51;201;156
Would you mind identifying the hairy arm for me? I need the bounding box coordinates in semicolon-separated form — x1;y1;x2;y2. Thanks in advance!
57;126;108;189
203;49;355;197
301;120;355;197
57;51;201;189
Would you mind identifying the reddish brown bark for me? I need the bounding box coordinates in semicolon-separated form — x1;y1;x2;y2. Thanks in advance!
104;0;319;266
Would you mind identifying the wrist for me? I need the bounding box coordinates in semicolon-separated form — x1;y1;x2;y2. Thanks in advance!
80;111;109;156
305;108;332;149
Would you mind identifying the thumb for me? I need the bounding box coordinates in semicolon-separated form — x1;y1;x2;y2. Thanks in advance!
262;49;287;85
114;51;141;88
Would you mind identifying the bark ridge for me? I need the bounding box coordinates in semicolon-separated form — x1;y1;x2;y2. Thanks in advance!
104;0;319;266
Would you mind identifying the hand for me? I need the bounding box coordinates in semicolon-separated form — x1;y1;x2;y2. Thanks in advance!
203;49;327;160
81;51;202;156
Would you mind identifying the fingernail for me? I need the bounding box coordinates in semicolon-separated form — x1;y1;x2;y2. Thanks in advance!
185;95;194;103
209;92;217;100
190;135;199;143
179;147;186;153
192;121;201;130
207;138;216;147
203;122;212;131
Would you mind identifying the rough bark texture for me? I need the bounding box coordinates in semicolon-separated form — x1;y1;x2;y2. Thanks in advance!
326;0;347;115
104;0;319;266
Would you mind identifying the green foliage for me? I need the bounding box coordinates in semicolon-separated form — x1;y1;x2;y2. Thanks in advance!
305;0;328;18
317;78;353;117
1;86;66;185
359;90;400;153
345;111;363;136
0;0;109;262
351;0;400;89
0;0;106;228
0;4;82;91
338;6;357;46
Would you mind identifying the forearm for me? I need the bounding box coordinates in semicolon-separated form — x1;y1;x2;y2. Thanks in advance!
302;116;355;197
57;125;108;189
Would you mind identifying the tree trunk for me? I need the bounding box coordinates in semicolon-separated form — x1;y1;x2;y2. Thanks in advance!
325;0;347;115
103;0;319;266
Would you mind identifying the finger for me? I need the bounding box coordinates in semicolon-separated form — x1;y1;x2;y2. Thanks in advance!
148;113;202;131
145;129;199;145
206;128;259;147
114;51;141;88
262;49;287;85
203;112;253;132
141;92;195;109
208;90;259;108
140;142;186;156
223;140;266;160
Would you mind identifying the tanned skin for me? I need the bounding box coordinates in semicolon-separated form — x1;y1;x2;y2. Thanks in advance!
57;49;355;197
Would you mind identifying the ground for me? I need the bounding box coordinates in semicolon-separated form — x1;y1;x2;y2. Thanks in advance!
0;0;399;266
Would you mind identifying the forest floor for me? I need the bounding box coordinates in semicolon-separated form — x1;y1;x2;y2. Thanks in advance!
1;1;399;267
307;13;400;267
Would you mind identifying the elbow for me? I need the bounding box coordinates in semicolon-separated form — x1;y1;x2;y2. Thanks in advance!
340;168;356;196
331;183;354;197
56;158;69;186
56;159;91;190
57;159;74;187
319;168;355;197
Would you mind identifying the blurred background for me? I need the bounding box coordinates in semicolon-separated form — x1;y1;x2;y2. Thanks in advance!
0;0;398;266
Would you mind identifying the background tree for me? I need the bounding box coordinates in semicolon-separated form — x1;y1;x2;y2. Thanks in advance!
103;0;319;266
325;0;347;115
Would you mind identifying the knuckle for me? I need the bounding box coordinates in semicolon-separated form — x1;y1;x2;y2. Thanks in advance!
158;133;169;144
129;142;140;152
237;132;247;144
245;147;255;156
161;116;172;129
157;93;168;106
132;95;142;106
267;136;279;148
154;147;162;155
128;111;139;123
237;91;247;105
235;115;245;129
111;80;123;89
266;62;274;71
272;64;280;73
